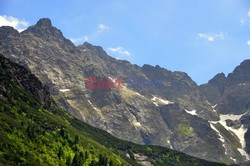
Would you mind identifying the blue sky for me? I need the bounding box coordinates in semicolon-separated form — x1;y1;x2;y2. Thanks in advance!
1;0;250;84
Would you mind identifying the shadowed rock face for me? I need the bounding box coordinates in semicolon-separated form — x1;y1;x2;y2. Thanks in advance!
200;60;250;115
0;18;249;163
0;54;56;112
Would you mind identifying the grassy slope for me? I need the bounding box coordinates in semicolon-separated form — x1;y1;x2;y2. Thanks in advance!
0;54;226;166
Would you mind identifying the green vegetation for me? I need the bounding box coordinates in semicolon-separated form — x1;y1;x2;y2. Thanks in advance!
0;54;225;165
119;88;137;100
0;65;129;165
178;123;195;137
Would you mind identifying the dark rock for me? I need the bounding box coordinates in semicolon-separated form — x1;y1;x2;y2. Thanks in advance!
36;18;52;27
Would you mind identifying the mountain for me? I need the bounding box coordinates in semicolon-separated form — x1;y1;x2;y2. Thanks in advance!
0;18;249;164
200;60;250;162
0;54;226;165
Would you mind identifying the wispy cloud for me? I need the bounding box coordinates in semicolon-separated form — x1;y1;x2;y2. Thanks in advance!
240;9;250;26
197;32;224;42
247;40;250;46
0;15;29;32
248;9;250;18
70;36;89;44
70;23;110;45
240;18;246;25
108;46;131;56
98;24;110;31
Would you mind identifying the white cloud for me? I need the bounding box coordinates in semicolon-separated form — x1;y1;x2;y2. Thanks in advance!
198;32;224;42
0;15;28;32
70;36;88;44
108;46;131;56
94;24;110;36
247;40;250;46
70;23;110;45
240;18;246;25
248;9;250;17
98;24;110;31
240;9;250;26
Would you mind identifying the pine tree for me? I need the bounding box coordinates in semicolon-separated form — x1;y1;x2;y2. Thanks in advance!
109;160;114;166
66;156;71;166
73;135;79;144
72;152;80;166
80;151;85;163
59;126;66;138
58;147;63;159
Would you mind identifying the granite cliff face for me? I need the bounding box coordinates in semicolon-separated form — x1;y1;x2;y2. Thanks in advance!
0;18;249;163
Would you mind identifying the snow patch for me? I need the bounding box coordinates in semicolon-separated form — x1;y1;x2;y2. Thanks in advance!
87;100;99;111
211;104;217;112
212;104;217;109
135;92;145;98
167;140;173;149
238;148;250;160
133;121;141;127
230;157;236;162
108;77;116;83
239;83;247;86
209;112;249;160
219;113;249;160
152;102;159;106
185;109;198;116
220;113;246;121
151;96;174;106
212;109;217;113
59;89;70;92
209;122;226;144
209;121;227;155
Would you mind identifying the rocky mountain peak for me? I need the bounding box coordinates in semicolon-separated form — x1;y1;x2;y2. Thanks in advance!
36;18;52;27
142;64;169;73
81;41;105;52
0;26;19;34
0;26;20;39
231;59;250;75
78;41;96;51
208;72;226;85
21;18;76;51
23;18;64;41
236;59;250;70
0;26;20;50
227;59;250;82
83;41;93;47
